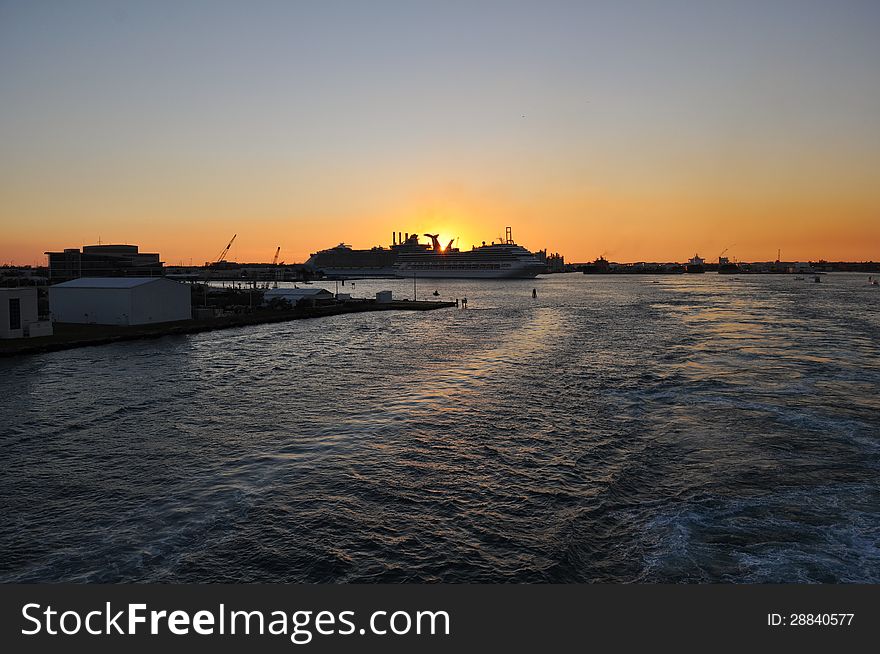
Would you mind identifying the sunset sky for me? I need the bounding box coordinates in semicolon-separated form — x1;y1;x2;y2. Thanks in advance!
1;0;878;265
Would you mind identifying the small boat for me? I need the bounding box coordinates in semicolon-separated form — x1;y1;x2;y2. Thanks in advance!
432;290;440;296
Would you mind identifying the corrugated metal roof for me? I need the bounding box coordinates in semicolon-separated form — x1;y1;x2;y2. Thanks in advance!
52;277;173;289
264;287;333;298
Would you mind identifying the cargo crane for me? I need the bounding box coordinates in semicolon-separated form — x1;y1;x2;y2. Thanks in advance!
210;234;236;266
718;245;739;273
272;246;281;265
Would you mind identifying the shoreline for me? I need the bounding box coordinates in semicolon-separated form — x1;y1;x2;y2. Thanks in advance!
0;300;455;358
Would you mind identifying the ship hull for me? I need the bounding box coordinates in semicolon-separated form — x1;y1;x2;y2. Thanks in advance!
318;267;398;279
394;267;543;279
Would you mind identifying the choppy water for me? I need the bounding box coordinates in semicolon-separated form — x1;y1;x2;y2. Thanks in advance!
2;273;879;583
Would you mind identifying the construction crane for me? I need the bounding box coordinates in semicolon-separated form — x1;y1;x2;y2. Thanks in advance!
718;244;736;262
272;246;281;265
213;234;236;265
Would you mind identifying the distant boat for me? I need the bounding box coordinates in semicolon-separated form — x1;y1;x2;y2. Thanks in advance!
685;254;706;273
581;256;611;274
432;290;440;296
717;256;740;274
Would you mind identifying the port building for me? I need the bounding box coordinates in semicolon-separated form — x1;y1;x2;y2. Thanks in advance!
49;278;191;326
1;288;53;339
45;244;163;281
263;287;334;306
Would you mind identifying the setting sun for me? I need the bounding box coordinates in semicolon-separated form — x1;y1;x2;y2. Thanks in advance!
1;0;877;267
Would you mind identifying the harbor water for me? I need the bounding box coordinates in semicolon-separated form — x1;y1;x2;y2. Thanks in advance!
1;273;879;582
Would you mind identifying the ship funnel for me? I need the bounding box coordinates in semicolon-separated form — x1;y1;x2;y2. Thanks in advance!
424;234;441;251
393;232;397;245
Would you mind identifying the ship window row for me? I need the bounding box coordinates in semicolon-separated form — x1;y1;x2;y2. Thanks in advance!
403;263;505;270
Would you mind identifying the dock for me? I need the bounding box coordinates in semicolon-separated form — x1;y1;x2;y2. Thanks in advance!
0;299;455;358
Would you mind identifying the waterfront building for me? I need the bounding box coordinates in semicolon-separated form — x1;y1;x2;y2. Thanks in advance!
0;266;50;286
535;249;565;273
48;278;191;325
44;244;163;281
262;287;335;306
787;261;815;274
0;288;53;338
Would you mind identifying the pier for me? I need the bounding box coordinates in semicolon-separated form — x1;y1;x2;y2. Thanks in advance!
0;299;455;357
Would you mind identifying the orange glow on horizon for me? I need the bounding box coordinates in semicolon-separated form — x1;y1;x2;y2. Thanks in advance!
2;2;879;268
1;158;878;266
2;195;879;267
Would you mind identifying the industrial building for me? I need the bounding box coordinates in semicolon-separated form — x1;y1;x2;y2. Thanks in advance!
535;249;565;273
49;278;191;326
45;244;163;281
263;287;334;306
0;288;53;339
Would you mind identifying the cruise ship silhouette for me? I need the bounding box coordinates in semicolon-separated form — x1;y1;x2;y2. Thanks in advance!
307;227;546;279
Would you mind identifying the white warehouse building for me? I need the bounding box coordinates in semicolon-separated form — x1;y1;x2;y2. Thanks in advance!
0;288;53;339
263;287;335;305
49;278;192;325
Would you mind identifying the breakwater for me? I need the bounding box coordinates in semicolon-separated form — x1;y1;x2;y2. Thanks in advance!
0;300;455;357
